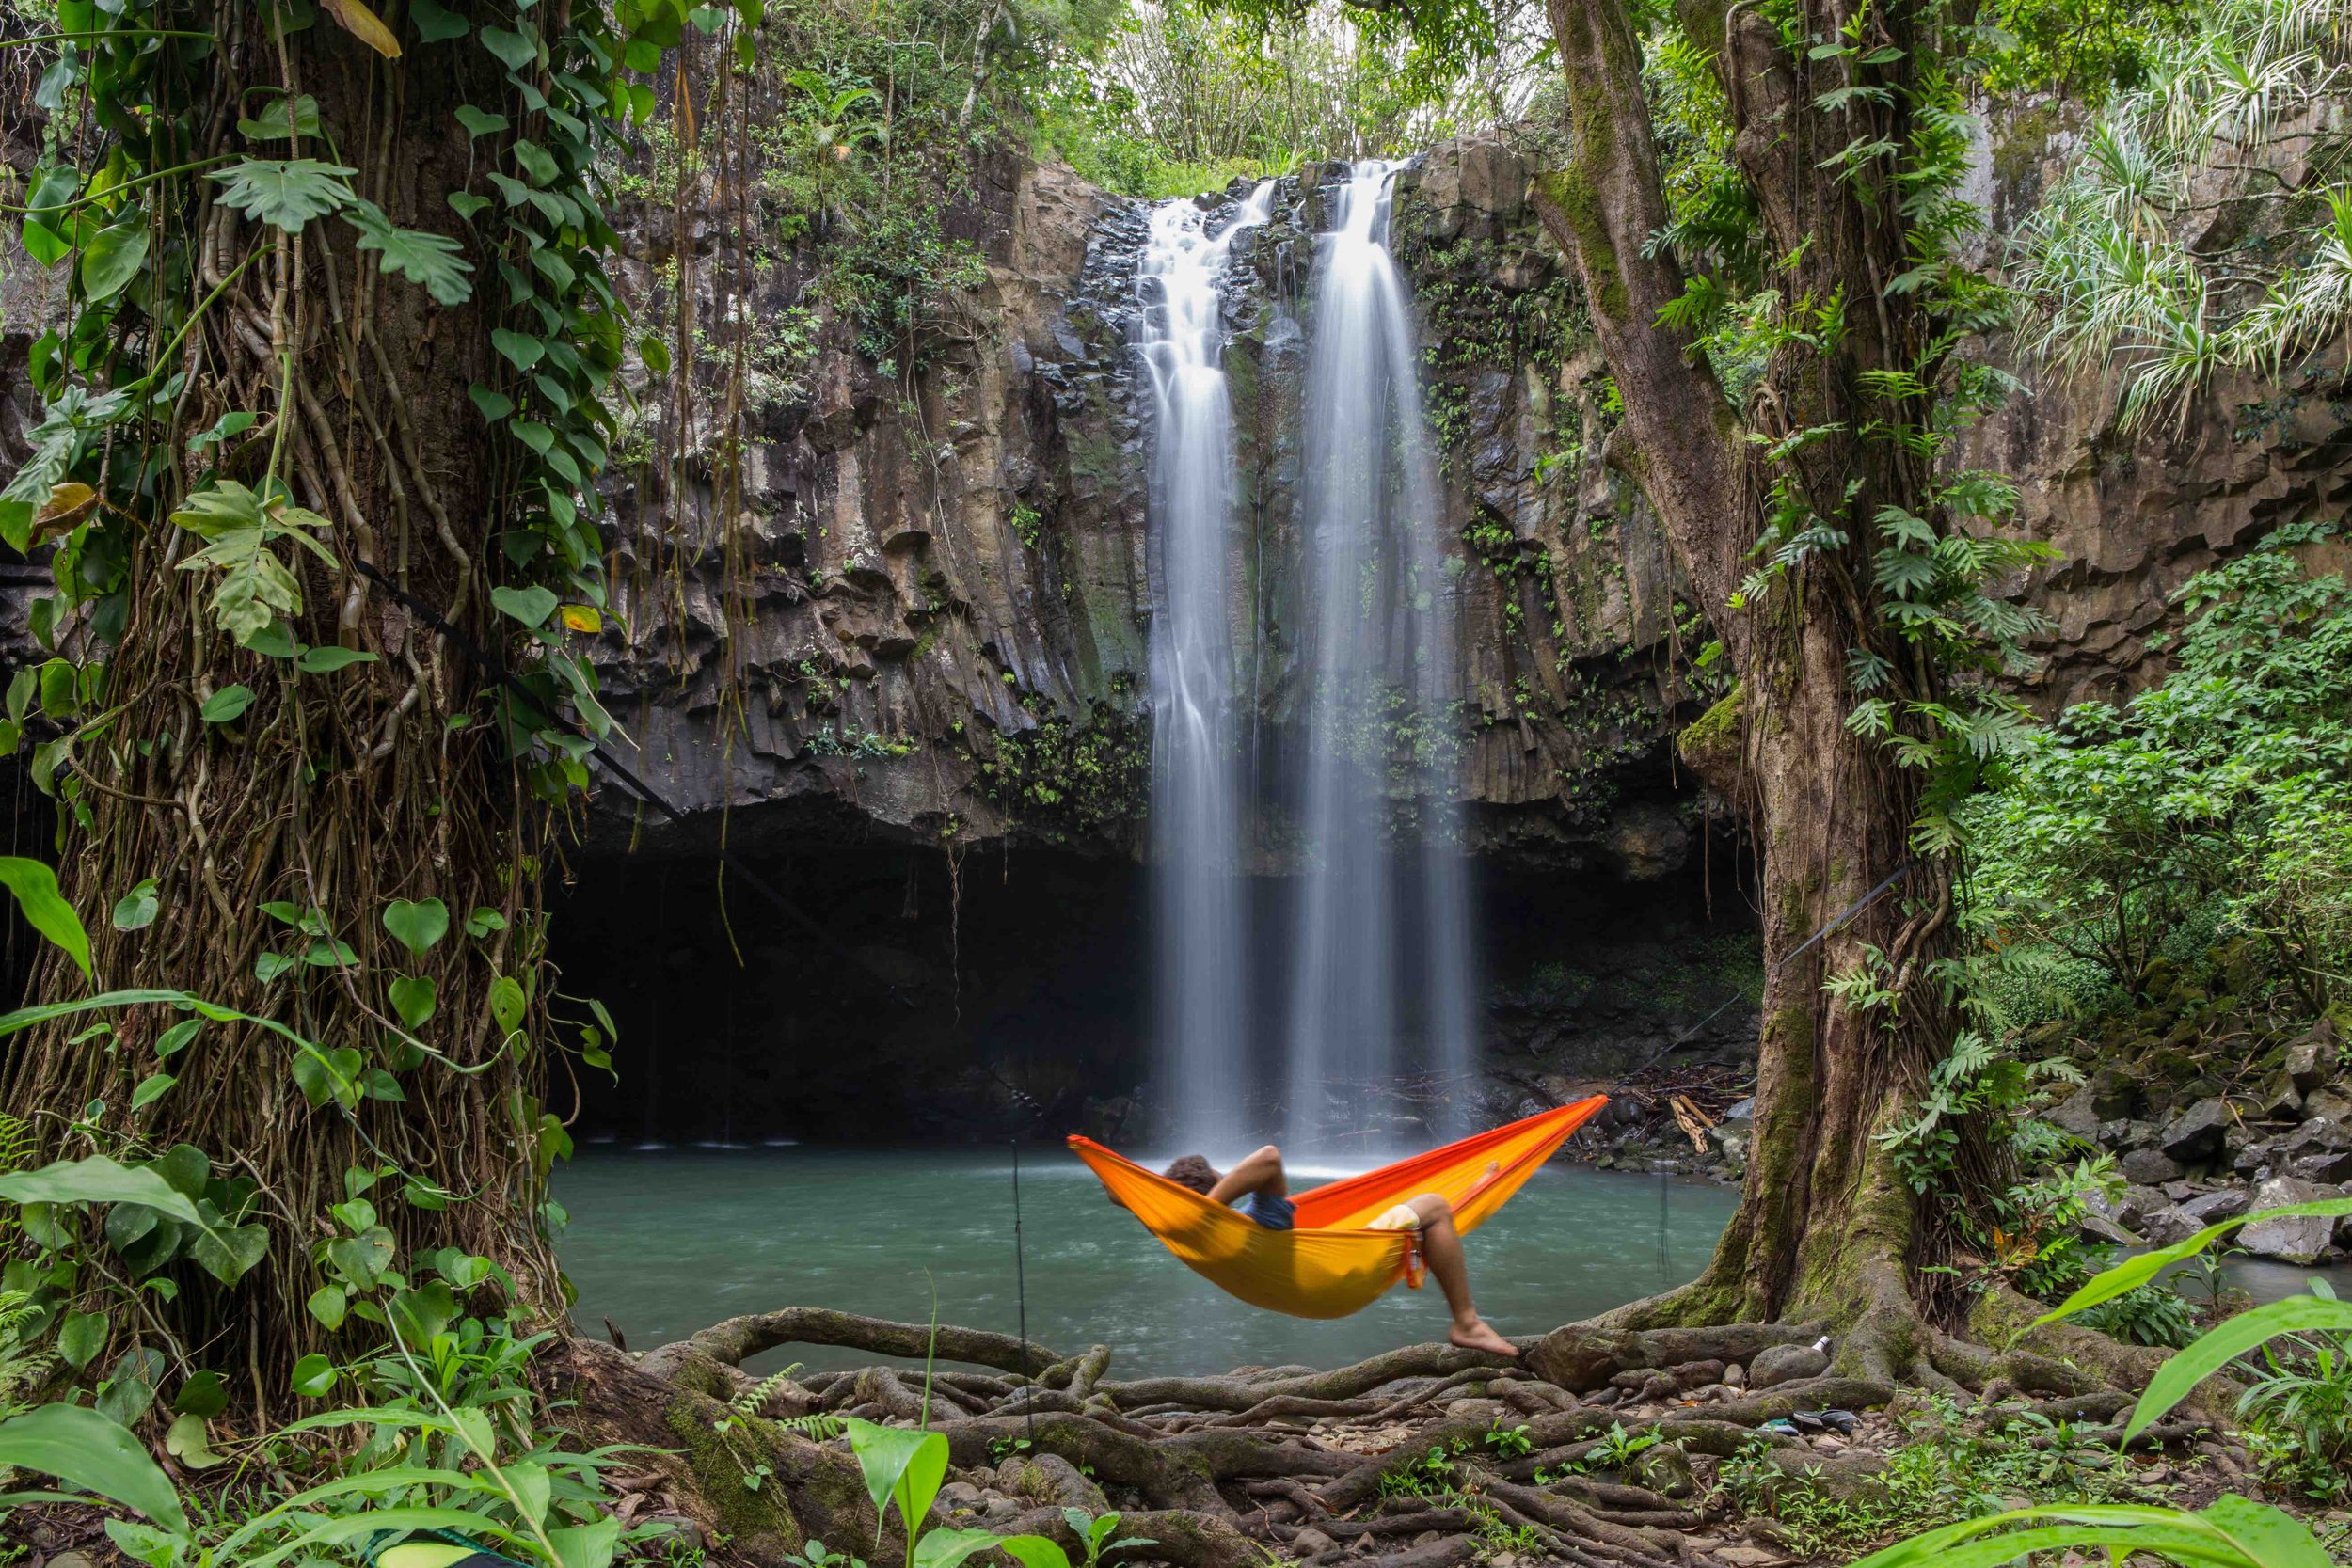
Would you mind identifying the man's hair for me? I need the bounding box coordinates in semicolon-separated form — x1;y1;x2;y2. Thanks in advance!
1163;1154;1220;1194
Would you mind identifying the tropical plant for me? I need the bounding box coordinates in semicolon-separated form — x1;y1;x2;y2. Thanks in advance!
1956;527;2352;1023
2016;0;2352;431
2234;1281;2352;1499
1851;1193;2352;1568
2074;1283;2201;1349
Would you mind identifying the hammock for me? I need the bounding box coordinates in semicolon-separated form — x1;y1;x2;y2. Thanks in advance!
1067;1096;1609;1320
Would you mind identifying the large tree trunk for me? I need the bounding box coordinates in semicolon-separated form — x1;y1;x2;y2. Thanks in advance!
1529;0;1968;1351
2;3;564;1406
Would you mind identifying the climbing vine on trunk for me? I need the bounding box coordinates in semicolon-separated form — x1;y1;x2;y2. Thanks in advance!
0;0;752;1412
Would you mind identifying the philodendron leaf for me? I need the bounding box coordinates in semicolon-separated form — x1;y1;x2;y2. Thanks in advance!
388;974;437;1028
164;1411;222;1469
290;1353;337;1398
382;896;450;957
491;584;558;628
0;1402;189;1532
112;878;159;931
410;0;469;40
56;1309;109;1370
0;856;89;974
79;220;150;303
208;158;358;231
199;685;255;722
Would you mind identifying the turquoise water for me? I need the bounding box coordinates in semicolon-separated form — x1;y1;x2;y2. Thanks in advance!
557;1147;1740;1376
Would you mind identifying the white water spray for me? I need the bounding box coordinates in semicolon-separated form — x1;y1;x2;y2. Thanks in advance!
1283;161;1475;1152
1139;182;1277;1151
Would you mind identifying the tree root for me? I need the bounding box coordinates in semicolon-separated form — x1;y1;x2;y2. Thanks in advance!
643;1307;1062;1383
609;1277;2215;1568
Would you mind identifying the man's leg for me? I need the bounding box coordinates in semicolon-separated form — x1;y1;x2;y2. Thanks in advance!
1206;1145;1287;1206
1407;1194;1516;1356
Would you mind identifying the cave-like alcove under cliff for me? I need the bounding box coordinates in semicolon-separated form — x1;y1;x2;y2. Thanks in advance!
552;825;1760;1147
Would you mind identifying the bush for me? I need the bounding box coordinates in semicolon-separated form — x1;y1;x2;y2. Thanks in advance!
1957;527;2352;1034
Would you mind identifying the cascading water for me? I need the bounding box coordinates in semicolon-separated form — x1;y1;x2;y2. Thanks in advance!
1283;161;1475;1153
1139;182;1277;1152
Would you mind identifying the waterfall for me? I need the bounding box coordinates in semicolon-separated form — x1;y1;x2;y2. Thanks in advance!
1140;182;1277;1152
1283;161;1475;1153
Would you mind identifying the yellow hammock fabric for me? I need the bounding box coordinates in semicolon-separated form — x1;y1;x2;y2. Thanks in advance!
1068;1096;1609;1320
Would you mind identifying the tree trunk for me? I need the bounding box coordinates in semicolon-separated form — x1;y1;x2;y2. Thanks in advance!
2;3;565;1406
1529;0;1970;1352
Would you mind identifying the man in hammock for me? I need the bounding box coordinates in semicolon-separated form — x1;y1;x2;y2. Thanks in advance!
1161;1147;1518;1355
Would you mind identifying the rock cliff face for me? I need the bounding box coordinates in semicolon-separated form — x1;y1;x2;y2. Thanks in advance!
580;121;2352;879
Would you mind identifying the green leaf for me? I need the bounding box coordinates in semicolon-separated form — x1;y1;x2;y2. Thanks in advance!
842;1418;950;1543
307;1283;348;1330
112;878;159;932
491;328;546;371
449;191;492;221
491;584;558;628
200;685;255;722
235;92;323;141
995;1535;1074;1568
478;23;536;67
2037;1197;2352;1325
914;1529;1024;1568
79;221;150;304
290;1353;337;1398
2128;1294;2352;1439
639;333;672;377
388;974;437;1028
489;974;528;1036
296;645;378;673
151;1145;210;1201
174;1370;228;1418
465;906;508;937
187;1222;268;1285
163;1411;221;1470
327;1224;395;1286
0;856;89;975
409;0;469;40
208;158;357;232
511;420;556;454
343;198;474;306
0;1402;188;1532
512;140;559;185
57;1309;109;1370
454;103;508;138
129;1074;177;1112
470;385;516;423
0;1155;205;1226
19;166;80;267
382;896;450;957
153;1019;201;1058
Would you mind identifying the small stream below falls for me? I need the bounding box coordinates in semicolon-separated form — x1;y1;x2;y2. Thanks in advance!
558;1148;1740;1376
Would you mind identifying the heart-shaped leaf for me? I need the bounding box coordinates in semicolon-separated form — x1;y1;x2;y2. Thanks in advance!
164;1411;222;1469
491;584;558;628
388;974;437;1028
57;1308;109;1369
296;645;377;673
111;878;159;932
188;1221;268;1285
382;896;450;957
174;1370;228;1418
489;974;528;1036
128;1073;176;1112
307;1283;348;1329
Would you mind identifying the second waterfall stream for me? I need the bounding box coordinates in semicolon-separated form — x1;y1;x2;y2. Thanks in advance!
1138;164;1475;1158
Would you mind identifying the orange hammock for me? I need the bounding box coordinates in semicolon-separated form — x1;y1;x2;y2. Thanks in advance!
1067;1096;1609;1320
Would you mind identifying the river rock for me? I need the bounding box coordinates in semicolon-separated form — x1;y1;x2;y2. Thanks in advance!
2291;1148;2352;1183
2238;1177;2339;1263
2158;1098;2232;1162
1293;1530;1339;1557
2121;1148;2184;1186
1748;1342;1830;1389
2137;1206;2201;1245
2284;1029;2335;1093
2247;1073;2305;1122
2043;1085;2106;1138
2178;1188;2250;1225
2308;1087;2352;1124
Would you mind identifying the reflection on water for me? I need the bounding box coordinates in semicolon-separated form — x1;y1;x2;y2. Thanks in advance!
558;1147;1741;1376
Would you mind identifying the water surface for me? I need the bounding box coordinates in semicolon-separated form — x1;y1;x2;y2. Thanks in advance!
559;1147;1740;1376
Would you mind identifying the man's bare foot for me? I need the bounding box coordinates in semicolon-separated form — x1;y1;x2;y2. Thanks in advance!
1449;1319;1518;1356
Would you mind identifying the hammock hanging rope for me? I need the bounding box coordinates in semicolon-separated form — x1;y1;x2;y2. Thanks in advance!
1067;1096;1609;1320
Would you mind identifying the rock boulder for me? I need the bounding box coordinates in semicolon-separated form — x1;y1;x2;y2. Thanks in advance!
1748;1342;1830;1389
2238;1177;2341;1263
2157;1098;2233;1163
